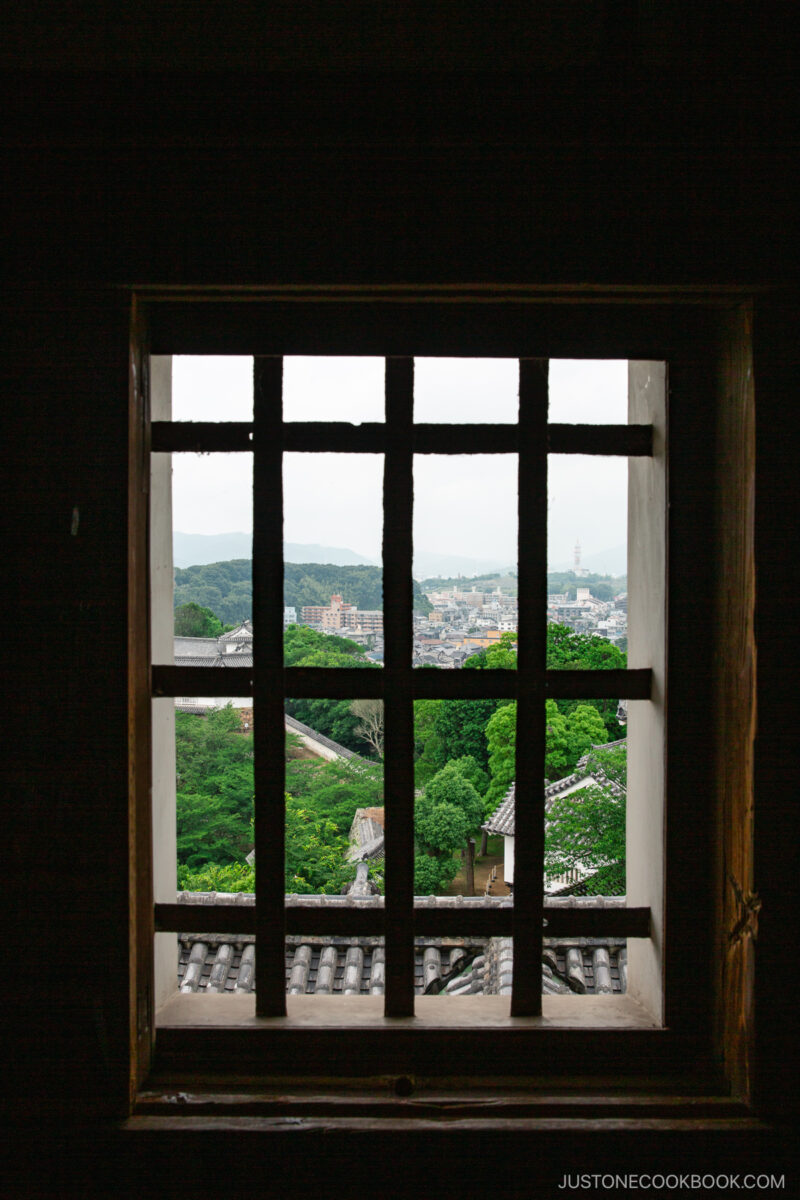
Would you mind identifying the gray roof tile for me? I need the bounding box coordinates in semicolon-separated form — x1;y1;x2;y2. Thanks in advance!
175;892;628;997
484;739;627;836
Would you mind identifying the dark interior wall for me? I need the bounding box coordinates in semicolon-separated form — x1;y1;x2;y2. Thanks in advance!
3;4;798;1192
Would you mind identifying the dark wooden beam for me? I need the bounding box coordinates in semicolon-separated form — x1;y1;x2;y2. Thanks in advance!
548;423;653;456
152;665;254;697
546;668;651;700
283;422;385;453
152;420;253;453
152;665;651;701
152;419;653;458
512;357;549;1017
155;903;651;939
382;356;416;1017
252;356;287;1017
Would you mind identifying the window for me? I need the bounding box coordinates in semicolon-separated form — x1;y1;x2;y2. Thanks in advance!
130;292;750;1090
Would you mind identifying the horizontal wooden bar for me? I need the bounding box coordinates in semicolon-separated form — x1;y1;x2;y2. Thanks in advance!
548;424;653;456
151;420;652;458
283;422;386;453
155;903;650;939
284;666;385;699
546;668;651;700
152;665;254;697
153;665;651;702
413;424;518;454
152;421;253;453
410;669;518;700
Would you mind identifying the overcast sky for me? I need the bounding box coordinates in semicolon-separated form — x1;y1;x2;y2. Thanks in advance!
170;356;628;571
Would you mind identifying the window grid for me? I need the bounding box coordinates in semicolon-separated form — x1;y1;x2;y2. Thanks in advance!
151;355;654;1019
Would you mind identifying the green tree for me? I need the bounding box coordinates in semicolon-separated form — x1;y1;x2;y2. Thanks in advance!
414;762;484;893
175;705;253;803
176;790;253;870
447;754;489;798
545;700;572;782
285;757;383;836
544;745;626;894
284;795;355;894
485;698;612;812
174;706;255;870
174;601;227;637
414;853;458;894
433;699;500;771
546;623;627;740
283;624;381;754
413;698;445;788
564;703;609;765
484;703;517;810
428;633;517;774
178;860;255;892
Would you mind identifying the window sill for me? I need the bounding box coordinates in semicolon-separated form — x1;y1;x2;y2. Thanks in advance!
156;991;659;1030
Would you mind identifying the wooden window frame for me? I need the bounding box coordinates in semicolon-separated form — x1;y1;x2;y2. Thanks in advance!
129;289;755;1106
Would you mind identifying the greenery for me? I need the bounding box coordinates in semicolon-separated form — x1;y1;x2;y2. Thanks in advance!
544;744;626;894
174;559;253;627
283;624;381;755
419;570;518;594
174;558;433;625
174;601;233;638
545;622;628;743
174;618;627;898
175;706;255;870
413;760;484;894
417;568;625;600
546;570;627;598
176;692;384;892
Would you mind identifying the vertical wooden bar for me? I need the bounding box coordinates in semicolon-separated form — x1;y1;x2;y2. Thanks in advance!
129;296;155;1093
382;357;416;1017
253;357;287;1016
511;358;549;1016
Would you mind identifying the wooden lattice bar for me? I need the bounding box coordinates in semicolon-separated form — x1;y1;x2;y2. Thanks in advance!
511;358;550;1017
381;357;416;1017
252;356;288;1017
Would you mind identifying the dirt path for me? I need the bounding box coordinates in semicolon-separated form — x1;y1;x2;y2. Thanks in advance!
443;851;509;897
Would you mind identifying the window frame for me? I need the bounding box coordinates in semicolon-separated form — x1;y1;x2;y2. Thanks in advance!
129;289;754;1100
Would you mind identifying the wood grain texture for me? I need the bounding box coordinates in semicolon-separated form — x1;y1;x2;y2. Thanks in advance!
712;304;757;1104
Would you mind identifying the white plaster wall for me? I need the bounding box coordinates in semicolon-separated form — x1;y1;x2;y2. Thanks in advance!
626;360;667;1024
504;834;515;886
150;355;178;1009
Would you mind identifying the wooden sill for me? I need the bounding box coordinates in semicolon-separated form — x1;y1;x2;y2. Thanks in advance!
156;992;659;1030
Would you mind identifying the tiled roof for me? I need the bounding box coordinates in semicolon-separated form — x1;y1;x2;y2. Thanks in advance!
177;933;626;996
484;783;516;836
484;740;627;837
174;892;627;996
218;620;254;643
173;636;219;658
348;808;385;861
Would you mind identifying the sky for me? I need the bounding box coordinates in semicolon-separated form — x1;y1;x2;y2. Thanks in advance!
170;356;629;571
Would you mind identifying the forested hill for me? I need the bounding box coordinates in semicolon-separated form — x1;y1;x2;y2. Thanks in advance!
173;560;432;625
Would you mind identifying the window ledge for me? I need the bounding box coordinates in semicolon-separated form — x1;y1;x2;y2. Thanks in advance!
157;992;659;1029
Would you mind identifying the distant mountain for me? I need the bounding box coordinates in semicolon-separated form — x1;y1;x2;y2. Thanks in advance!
173;533;377;569
548;543;627;577
412;550;515;580
173;558;432;624
284;542;378;567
